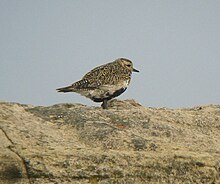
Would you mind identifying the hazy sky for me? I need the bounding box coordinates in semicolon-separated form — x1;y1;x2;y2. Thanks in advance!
0;0;220;108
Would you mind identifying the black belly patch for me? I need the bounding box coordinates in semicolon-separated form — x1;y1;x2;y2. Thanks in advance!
91;88;127;102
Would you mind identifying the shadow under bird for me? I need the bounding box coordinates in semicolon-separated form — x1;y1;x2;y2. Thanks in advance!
56;58;139;109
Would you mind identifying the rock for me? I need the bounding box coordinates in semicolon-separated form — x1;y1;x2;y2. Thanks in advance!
0;100;220;183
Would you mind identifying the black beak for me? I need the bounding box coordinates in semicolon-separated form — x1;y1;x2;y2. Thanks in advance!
133;68;139;72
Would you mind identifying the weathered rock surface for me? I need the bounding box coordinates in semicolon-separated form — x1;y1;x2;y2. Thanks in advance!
0;100;220;184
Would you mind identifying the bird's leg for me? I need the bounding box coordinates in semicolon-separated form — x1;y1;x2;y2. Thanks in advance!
101;99;108;109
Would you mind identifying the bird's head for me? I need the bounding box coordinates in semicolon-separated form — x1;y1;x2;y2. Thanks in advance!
117;58;139;73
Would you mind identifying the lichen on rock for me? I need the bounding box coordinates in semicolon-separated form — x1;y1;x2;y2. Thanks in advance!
0;100;220;183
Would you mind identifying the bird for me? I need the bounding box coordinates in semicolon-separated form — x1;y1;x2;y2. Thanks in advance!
56;58;139;109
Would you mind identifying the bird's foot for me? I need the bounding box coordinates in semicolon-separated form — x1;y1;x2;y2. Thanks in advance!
101;100;108;109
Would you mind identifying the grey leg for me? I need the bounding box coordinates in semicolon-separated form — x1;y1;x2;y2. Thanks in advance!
101;99;108;109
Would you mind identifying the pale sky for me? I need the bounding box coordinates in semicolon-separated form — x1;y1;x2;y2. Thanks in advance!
0;0;220;108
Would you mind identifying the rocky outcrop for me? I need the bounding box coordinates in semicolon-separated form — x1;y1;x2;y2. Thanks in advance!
0;100;220;183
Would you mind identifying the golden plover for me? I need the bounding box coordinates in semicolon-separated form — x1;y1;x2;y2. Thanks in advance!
56;58;139;109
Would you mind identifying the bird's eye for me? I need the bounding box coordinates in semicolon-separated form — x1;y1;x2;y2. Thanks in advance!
127;64;131;67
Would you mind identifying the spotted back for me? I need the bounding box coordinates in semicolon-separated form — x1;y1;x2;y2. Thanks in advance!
81;59;132;86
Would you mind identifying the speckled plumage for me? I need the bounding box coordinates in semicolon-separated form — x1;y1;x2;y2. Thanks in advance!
57;58;139;109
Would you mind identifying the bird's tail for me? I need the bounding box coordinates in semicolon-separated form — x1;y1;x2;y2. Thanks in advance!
56;85;74;93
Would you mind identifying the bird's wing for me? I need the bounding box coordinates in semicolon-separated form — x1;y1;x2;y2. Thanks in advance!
68;64;109;90
82;64;108;79
81;63;117;86
71;78;100;89
82;65;109;84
